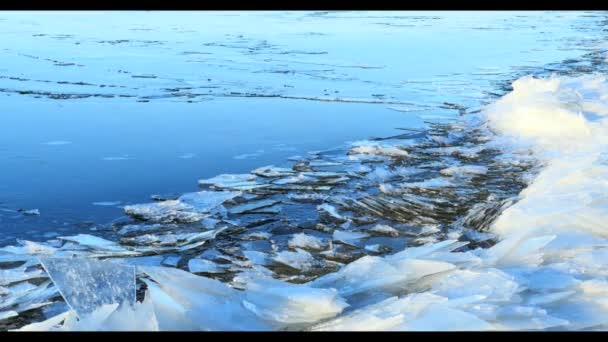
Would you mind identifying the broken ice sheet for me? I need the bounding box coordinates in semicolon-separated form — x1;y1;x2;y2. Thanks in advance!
252;165;295;178
333;230;370;246
188;258;225;274
124;191;240;223
273;249;316;271
199;174;267;191
228;198;281;215
39;257;136;318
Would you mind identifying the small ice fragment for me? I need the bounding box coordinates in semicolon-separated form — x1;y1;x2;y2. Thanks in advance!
242;251;270;266
333;230;369;245
364;244;385;253
58;234;127;253
252;165;295;178
188;259;224;274
162;255;181;267
19;209;40;216
440;165;488;177
317;203;347;223
93;201;122;206
198;174;264;190
274;248;316;271
39;257;136;318
369;224;400;237
42;141;72;146
0;310;18;320
288;233;326;250
228;199;280;215
102;156;130;161
350;141;409;158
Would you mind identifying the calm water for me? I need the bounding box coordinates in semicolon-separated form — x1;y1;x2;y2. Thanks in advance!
0;11;606;244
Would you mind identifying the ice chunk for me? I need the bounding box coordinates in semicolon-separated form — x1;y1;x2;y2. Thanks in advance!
369;224;400;237
252;166;295;178
440;165;488;177
19;209;40;216
273;249;316;271
58;234;128;253
0;267;46;286
317;203;347;223
124;191;239;223
228;199;281;215
188;259;224;274
238;273;348;325
0;310;18;320
39;257;136;318
288;233;326;250
332;230;369;246
350;141;409;158
199;174;266;190
93;201;122;206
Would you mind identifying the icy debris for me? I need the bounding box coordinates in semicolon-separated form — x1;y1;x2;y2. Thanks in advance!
312;253;456;297
273;249;316;271
288;233;327;250
332;230;369;246
199;174;267;191
364;244;390;253
93;201;122;206
0;310;18;320
124;191;240;223
401;177;454;189
287;193;328;202
242;251;270;266
252;166;295;178
440;165;488;177
0;267;46;286
18;209;40;216
228;199;281;215
58;234;127;253
42;140;72;146
238;272;348;325
350;141;409;158
161;255;181;267
0;279;58;317
39;257;136;318
112;255;164;267
369;224;400;237
1;240;57;255
317;203;347;223
116;223;175;236
188;258;225;274
124;200;207;223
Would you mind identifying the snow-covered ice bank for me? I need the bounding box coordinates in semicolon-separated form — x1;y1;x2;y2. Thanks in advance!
7;73;608;331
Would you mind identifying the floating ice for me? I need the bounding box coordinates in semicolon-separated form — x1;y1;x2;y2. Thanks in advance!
92;201;122;206
42;141;72;146
252;166;295;178
124;191;239;223
19;209;40;216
